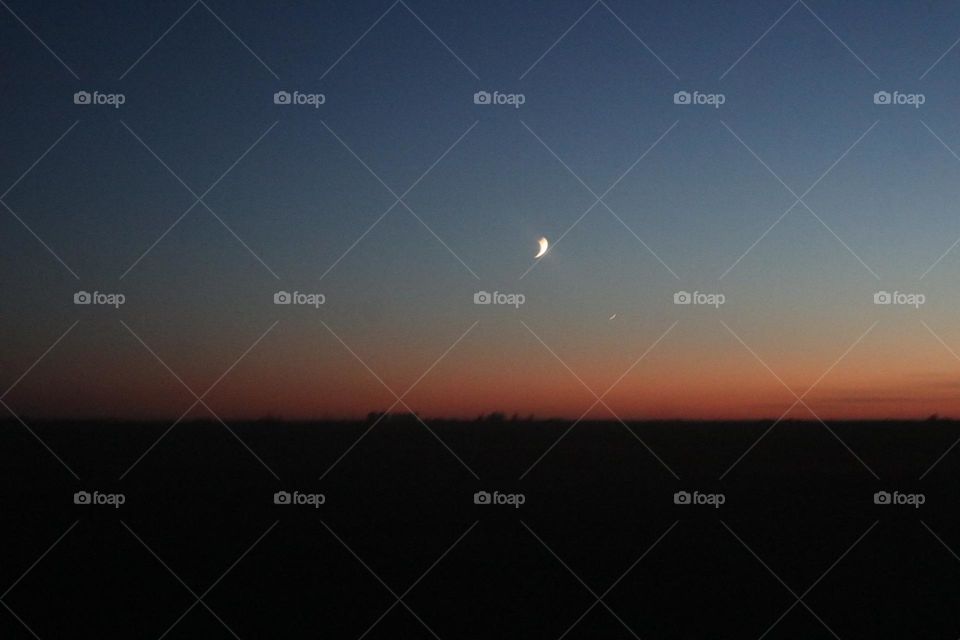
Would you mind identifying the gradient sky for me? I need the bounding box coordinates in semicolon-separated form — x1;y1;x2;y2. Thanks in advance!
3;0;960;420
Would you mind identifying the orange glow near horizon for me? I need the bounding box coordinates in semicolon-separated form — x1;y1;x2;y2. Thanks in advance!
6;315;960;421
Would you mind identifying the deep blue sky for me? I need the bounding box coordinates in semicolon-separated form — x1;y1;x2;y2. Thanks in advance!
3;0;960;419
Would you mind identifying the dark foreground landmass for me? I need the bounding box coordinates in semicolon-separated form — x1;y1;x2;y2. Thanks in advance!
2;418;959;638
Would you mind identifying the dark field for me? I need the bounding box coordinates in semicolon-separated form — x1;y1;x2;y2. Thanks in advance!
3;418;959;638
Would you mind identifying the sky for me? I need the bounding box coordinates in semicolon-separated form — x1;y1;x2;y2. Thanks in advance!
3;0;960;420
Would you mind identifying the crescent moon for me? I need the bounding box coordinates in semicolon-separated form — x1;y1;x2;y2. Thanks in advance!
534;236;549;258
